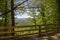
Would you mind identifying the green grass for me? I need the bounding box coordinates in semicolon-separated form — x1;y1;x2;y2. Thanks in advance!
15;27;39;35
15;26;48;35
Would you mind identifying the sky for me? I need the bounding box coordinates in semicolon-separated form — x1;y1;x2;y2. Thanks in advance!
15;0;33;18
15;13;33;18
15;0;41;18
15;9;40;18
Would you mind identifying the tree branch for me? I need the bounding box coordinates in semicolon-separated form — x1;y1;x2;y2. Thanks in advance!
0;0;28;16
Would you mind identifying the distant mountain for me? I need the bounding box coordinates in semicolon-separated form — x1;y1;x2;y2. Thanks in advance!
15;18;27;22
15;18;34;26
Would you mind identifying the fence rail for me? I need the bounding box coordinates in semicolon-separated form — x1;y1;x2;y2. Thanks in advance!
0;24;60;39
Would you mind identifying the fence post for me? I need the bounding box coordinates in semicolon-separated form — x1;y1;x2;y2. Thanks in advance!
39;26;41;37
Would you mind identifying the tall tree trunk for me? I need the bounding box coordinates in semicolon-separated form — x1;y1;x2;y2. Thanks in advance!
41;4;46;24
38;3;46;37
11;0;15;26
56;0;60;33
4;0;7;26
4;0;8;36
57;0;60;24
11;0;15;35
33;9;36;27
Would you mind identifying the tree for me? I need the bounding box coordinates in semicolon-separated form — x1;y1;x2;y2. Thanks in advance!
4;0;8;26
57;0;60;24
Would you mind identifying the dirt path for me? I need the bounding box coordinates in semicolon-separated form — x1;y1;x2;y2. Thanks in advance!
33;33;60;40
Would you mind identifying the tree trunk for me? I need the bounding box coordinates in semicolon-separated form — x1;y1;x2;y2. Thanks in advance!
4;0;8;36
57;0;60;24
4;0;7;26
11;0;15;35
56;0;60;33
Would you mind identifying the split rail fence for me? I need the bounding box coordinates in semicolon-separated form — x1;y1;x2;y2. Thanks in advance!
0;24;60;39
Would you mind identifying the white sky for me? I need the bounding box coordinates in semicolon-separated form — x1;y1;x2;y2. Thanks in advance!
15;13;33;18
14;0;40;18
15;10;40;18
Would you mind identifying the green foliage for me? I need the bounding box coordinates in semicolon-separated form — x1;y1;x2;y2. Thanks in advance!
0;0;59;36
44;0;58;24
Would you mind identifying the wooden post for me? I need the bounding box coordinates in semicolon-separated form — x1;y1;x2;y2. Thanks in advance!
39;26;41;37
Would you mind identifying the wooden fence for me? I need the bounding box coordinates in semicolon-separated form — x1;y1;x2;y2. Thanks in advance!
0;24;60;39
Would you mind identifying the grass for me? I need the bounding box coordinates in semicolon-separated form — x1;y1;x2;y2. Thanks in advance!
15;26;48;35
